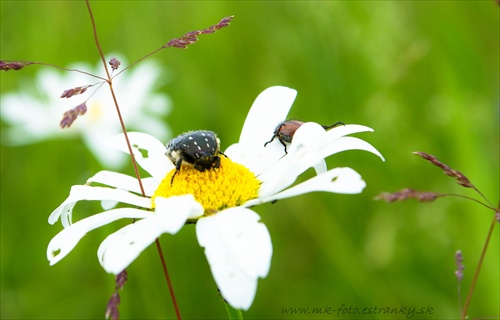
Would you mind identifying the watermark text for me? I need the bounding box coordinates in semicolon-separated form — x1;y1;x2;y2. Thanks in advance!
281;304;434;319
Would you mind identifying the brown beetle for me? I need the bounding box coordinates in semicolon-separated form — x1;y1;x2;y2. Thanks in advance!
264;120;344;154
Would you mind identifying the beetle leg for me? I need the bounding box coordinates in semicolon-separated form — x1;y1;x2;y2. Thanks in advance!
213;156;221;169
170;158;183;185
279;139;288;154
264;135;276;147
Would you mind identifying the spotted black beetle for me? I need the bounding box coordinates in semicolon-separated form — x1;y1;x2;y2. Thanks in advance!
166;130;225;184
264;120;344;154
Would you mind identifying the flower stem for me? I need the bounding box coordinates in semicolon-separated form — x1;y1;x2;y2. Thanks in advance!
444;193;496;211
224;301;244;320
461;212;498;319
155;239;182;320
85;1;181;319
0;60;107;80
105;81;146;196
85;0;109;81
113;46;164;79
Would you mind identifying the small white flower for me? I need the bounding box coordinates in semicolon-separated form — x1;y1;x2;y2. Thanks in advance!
47;86;384;310
0;54;172;169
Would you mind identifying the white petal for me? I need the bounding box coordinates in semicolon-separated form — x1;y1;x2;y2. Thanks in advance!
245;167;366;206
48;185;152;228
257;123;383;196
313;159;327;175
318;136;385;162
291;123;383;161
108;132;173;180
101;200;118;210
227;86;297;174
216;208;272;279
224;141;285;177
47;208;152;266
255;151;315;198
288;122;327;152
196;208;272;310
1;93;60;144
98;195;202;274
289;123;383;159
323;123;375;140
82;130;128;169
239;86;297;147
87;170;159;196
256;123;329;195
223;143;246;164
154;194;204;221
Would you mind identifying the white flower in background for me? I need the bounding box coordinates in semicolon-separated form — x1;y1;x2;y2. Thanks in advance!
0;54;171;169
46;86;384;310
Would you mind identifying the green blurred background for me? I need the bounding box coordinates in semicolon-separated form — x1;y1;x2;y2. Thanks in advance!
1;1;498;319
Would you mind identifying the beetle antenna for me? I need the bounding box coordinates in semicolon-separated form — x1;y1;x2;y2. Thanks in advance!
322;121;344;130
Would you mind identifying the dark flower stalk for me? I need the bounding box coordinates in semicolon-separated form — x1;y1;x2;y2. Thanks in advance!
376;151;499;320
105;292;120;320
1;59;107;80
165;16;234;49
375;188;443;203
4;1;235;318
455;250;465;282
461;212;499;320
455;251;465;316
60;85;92;99
377;152;496;211
109;57;121;71
82;2;234;319
105;270;128;320
0;60;34;71
60;103;88;128
413;152;473;188
113;15;234;80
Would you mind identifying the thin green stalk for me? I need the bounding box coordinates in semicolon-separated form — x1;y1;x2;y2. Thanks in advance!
225;302;244;320
461;213;498;319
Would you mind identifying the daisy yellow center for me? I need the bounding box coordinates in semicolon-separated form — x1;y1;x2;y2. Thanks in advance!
152;156;260;214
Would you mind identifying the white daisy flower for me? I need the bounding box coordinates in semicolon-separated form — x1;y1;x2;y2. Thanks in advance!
0;54;171;169
47;86;384;310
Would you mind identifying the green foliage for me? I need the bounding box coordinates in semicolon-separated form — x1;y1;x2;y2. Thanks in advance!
1;1;498;319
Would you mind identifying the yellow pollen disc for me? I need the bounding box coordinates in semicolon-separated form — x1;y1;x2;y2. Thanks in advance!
152;156;260;215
